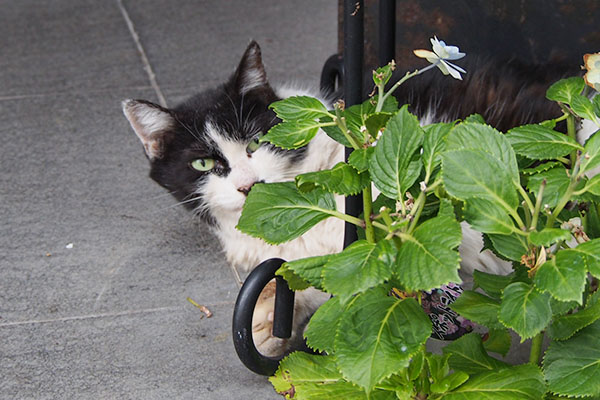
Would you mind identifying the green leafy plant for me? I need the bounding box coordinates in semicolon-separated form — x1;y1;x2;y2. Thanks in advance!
237;39;600;399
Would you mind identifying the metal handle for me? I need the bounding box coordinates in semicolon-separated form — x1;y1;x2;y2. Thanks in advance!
232;258;295;376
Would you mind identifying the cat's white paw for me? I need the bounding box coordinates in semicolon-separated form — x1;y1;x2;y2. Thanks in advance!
252;281;290;357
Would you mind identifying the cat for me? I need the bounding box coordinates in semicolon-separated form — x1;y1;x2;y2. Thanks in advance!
122;41;594;357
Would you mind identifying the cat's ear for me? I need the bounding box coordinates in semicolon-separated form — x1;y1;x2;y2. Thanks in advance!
233;40;270;94
122;99;175;160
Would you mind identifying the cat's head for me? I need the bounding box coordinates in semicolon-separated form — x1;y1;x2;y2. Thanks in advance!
122;41;307;225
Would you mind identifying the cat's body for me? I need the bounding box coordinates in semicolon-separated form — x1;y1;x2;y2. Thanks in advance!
123;41;591;356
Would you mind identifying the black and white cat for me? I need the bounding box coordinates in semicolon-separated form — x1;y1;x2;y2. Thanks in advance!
122;41;595;356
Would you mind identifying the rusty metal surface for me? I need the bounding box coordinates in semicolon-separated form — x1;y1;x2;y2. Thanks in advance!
339;0;600;72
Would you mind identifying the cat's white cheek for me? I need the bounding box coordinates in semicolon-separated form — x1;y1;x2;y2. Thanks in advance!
202;175;247;214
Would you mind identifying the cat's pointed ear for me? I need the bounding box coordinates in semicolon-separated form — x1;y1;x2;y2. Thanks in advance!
233;40;269;94
122;99;175;160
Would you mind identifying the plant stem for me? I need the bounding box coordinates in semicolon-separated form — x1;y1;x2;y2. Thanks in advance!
567;113;577;165
530;179;546;230
407;191;426;234
529;332;544;365
376;66;435;112
327;210;365;228
363;186;375;243
516;184;535;218
334;107;362;150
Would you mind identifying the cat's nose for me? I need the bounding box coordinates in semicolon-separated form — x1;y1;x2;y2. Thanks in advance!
237;180;265;196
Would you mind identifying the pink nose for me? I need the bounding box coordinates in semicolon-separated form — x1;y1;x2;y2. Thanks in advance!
237;180;264;196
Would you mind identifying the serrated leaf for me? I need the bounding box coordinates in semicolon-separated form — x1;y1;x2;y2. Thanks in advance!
345;97;399;143
498;282;552;340
581;130;600;175
427;353;452;382
276;264;311;291
442;364;546;400
445;122;519;185
483;329;512;356
372;64;394;86
304;296;346;353
572;94;600;124
395;215;462;291
521;161;564;175
369;106;424;199
423;122;452;179
548;292;600;340
347;147;374;172
450;291;503;329
322;240;395;303
487;233;529;261
533;250;587;304
526;166;571;208
544;320;600;397
442;332;509;374
238;182;336;244
506;124;583;159
472;270;513;298
570;238;600;278
365;112;392;137
269;96;330;121
262;120;321;149
546;76;585;104
270;352;368;399
296;162;370;195
334;292;431;392
463;198;518;235
320;117;352;147
550;297;579;317
281;254;331;290
442;149;519;216
529;228;572;246
464;113;486;124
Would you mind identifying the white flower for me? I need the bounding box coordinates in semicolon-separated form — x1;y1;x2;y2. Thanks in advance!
583;52;600;91
414;36;466;80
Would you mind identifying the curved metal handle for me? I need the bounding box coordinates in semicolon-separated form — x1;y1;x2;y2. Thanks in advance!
232;258;295;376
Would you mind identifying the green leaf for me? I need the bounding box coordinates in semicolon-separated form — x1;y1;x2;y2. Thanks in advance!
372;63;394;86
445;122;519;185
262;120;322;149
533;250;587;304
442;149;519;216
320;117;352;147
304;296;346;353
550;297;579;317
487;233;529;261
431;371;469;394
472;270;513;299
529;228;572;246
237;182;336;244
395;215;462;291
572;94;600;124
442;364;546;400
322;240;395;303
270;352;368;399
548;292;600;340
526;166;571;208
544;320;600;397
581;130;600;175
463;198;517;235
281;254;331;290
427;353;451;382
369;106;425;199
464;113;486;124
269;96;330;121
345;97;399;144
347;147;374;172
546;76;585;104
442;332;509;374
334;292;431;392
585;174;600;196
296;162;370;196
521;161;564;175
276;264;311;291
423;122;452;179
498;282;552;340
483;329;512;357
450;291;503;329
506;124;583;159
365;112;392;137
571;238;600;278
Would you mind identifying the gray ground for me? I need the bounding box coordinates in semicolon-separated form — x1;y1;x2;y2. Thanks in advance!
0;1;337;399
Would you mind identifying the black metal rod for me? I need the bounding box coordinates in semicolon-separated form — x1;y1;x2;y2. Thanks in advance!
272;275;295;338
232;258;291;376
379;0;396;66
343;0;364;248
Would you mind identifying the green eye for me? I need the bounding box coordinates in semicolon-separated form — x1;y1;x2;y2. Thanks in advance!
190;158;215;172
246;137;262;153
